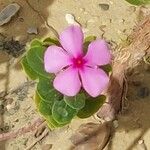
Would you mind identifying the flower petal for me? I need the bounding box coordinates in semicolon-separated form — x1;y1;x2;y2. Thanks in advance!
59;25;83;57
84;40;111;66
54;67;81;96
44;46;71;73
79;67;109;97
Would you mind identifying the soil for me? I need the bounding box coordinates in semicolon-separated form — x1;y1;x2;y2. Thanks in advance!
0;0;150;150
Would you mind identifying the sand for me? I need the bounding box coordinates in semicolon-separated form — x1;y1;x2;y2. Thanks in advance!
0;0;150;150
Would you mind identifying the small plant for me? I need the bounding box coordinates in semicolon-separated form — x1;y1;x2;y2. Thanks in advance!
21;25;112;128
125;0;150;5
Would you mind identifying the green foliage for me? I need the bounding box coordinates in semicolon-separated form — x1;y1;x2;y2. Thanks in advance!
101;64;112;75
30;39;43;47
26;46;50;79
37;78;62;103
21;56;37;80
45;115;67;128
125;0;150;5
42;37;60;46
39;100;53;116
21;37;106;129
64;93;85;110
52;100;78;124
83;36;97;53
77;95;106;118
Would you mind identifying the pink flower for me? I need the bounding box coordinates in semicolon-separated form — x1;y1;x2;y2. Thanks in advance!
44;25;111;97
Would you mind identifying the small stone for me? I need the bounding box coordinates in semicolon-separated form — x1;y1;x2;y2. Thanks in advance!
138;139;144;144
6;101;20;115
113;120;119;128
27;27;38;35
65;13;79;26
137;87;149;98
87;19;95;23
41;144;53;150
99;4;109;11
0;3;20;26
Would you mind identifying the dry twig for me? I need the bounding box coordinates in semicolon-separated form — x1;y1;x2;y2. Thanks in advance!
0;118;45;141
25;128;49;150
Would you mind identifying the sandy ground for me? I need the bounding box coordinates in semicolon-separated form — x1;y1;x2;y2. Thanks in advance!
0;0;150;150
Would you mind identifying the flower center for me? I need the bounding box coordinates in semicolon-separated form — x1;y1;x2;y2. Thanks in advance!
72;57;85;68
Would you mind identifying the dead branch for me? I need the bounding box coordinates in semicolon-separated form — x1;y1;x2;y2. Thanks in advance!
0;118;45;141
97;15;150;120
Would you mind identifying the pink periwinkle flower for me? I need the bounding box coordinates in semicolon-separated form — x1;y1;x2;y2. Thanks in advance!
44;25;111;97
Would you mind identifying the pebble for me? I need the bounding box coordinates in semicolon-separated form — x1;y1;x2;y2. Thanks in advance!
27;27;38;35
99;3;109;11
138;139;144;145
113;120;119;128
0;3;20;26
137;87;149;98
6;101;20;115
87;19;95;23
138;139;147;150
65;13;79;26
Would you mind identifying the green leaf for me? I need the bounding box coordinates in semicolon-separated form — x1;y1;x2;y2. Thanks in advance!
101;64;112;75
125;0;150;5
42;37;60;46
34;91;41;107
52;100;78;124
37;78;62;103
83;36;97;53
26;46;50;79
45;115;67;129
38;100;52;116
64;93;85;110
77;95;106;118
30;39;43;47
21;56;37;80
